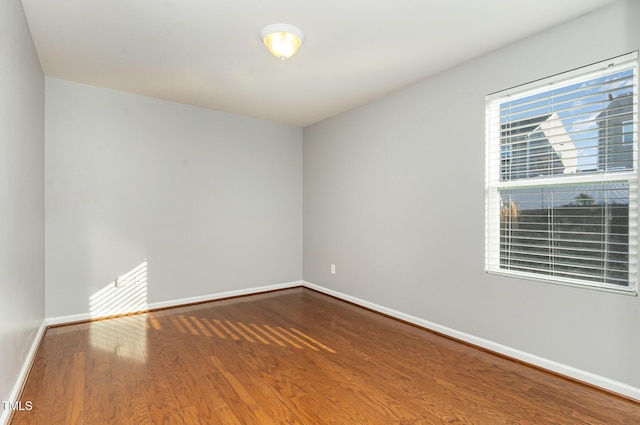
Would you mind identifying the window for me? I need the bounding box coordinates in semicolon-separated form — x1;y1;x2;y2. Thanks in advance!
485;52;638;293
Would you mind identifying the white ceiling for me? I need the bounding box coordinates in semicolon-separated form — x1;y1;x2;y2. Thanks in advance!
21;0;617;127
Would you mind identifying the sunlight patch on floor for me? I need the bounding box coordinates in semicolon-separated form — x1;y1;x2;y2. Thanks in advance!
172;314;336;353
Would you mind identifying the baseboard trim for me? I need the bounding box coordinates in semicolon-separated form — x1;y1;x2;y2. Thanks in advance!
45;280;303;327
302;281;640;402
145;280;302;311
1;320;47;425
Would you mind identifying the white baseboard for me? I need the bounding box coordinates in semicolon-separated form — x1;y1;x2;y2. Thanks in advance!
145;280;302;311
302;281;640;402
0;320;47;425
45;311;92;327
45;280;303;327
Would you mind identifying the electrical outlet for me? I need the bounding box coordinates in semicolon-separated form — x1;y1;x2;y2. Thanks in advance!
330;264;336;275
115;276;127;288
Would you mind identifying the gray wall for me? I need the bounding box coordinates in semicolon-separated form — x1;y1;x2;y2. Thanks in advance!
0;0;45;407
45;79;302;318
303;0;640;389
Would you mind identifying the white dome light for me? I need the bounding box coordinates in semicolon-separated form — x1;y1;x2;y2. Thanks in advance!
261;23;305;60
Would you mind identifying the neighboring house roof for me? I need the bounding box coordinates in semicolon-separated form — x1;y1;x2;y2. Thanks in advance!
597;92;634;121
538;113;578;174
502;113;578;175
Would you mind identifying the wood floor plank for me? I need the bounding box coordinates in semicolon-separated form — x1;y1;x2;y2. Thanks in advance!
154;331;225;422
9;287;640;424
128;394;153;425
213;405;245;425
9;328;65;425
209;354;282;424
44;345;85;425
83;339;113;424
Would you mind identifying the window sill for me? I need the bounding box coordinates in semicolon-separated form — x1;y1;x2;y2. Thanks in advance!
486;269;638;296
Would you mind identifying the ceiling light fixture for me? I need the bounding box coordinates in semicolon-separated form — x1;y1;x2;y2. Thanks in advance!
261;23;305;60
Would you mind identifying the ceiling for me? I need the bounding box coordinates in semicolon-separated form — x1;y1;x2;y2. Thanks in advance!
21;0;618;127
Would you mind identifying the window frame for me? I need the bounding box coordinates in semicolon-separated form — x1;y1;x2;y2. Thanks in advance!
485;52;639;295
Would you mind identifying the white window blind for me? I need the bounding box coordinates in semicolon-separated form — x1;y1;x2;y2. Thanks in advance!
485;52;638;293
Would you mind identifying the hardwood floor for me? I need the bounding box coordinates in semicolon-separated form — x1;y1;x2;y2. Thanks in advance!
9;287;640;424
